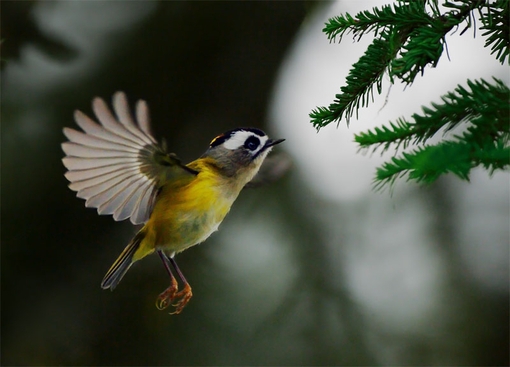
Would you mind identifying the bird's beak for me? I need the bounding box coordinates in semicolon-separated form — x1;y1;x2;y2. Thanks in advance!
265;138;285;148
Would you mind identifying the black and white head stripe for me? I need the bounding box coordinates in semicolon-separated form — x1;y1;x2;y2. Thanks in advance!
223;130;268;152
210;128;268;151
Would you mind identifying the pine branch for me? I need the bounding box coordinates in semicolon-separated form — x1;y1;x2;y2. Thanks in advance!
473;138;510;172
354;119;415;153
362;78;510;188
311;0;509;189
323;2;432;42
312;0;490;130
356;78;510;152
375;138;510;190
374;142;473;190
390;22;445;83
310;32;398;127
479;0;510;64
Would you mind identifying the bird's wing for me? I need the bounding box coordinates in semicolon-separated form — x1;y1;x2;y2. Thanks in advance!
62;91;197;225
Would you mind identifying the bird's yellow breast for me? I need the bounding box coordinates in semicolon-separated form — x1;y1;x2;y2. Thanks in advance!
142;159;243;255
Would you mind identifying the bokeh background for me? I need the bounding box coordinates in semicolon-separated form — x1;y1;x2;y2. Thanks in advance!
2;1;508;365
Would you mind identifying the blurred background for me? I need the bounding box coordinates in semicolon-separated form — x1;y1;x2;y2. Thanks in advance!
2;1;508;365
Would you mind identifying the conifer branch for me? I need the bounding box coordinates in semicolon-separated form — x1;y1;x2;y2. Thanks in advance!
311;0;509;189
310;32;398;127
359;78;510;187
374;142;473;190
312;0;491;130
479;0;510;64
355;78;510;150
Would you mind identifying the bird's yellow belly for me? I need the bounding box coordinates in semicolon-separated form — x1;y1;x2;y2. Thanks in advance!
164;206;228;252
145;177;237;254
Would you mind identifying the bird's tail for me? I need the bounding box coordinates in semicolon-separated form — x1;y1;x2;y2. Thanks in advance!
101;230;146;290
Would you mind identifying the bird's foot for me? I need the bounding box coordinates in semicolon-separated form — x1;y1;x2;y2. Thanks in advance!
170;283;193;315
155;276;178;311
155;277;192;315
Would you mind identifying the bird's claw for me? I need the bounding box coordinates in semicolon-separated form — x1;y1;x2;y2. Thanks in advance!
155;279;192;315
170;283;193;315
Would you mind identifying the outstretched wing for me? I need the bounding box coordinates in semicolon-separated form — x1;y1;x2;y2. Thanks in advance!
62;91;196;225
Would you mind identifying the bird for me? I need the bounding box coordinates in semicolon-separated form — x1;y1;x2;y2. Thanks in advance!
61;91;285;314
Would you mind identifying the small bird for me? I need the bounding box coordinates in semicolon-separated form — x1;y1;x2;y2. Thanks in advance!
62;92;284;314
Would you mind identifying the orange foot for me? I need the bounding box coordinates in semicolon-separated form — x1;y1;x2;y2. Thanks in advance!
155;278;193;315
155;276;178;311
170;283;193;315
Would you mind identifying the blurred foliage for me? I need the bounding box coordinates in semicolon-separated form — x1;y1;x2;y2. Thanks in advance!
310;0;509;188
0;1;78;69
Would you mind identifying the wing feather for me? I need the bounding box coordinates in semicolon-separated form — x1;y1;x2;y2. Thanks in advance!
113;92;155;145
64;164;137;182
93;97;149;147
63;156;140;171
63;127;138;153
76;170;141;199
136;100;155;140
62;142;131;158
74;110;142;148
62;91;195;225
97;177;148;217
111;179;150;222
86;175;142;210
68;168;138;191
130;184;157;224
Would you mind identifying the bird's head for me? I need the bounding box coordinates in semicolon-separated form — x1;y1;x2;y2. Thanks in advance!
203;128;285;183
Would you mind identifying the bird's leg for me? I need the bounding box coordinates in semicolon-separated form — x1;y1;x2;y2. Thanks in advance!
155;250;179;311
155;250;193;314
168;255;193;314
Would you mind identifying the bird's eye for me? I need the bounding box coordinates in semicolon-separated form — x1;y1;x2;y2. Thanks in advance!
244;136;260;151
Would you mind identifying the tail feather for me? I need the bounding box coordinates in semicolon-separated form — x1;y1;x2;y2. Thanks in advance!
101;231;145;290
